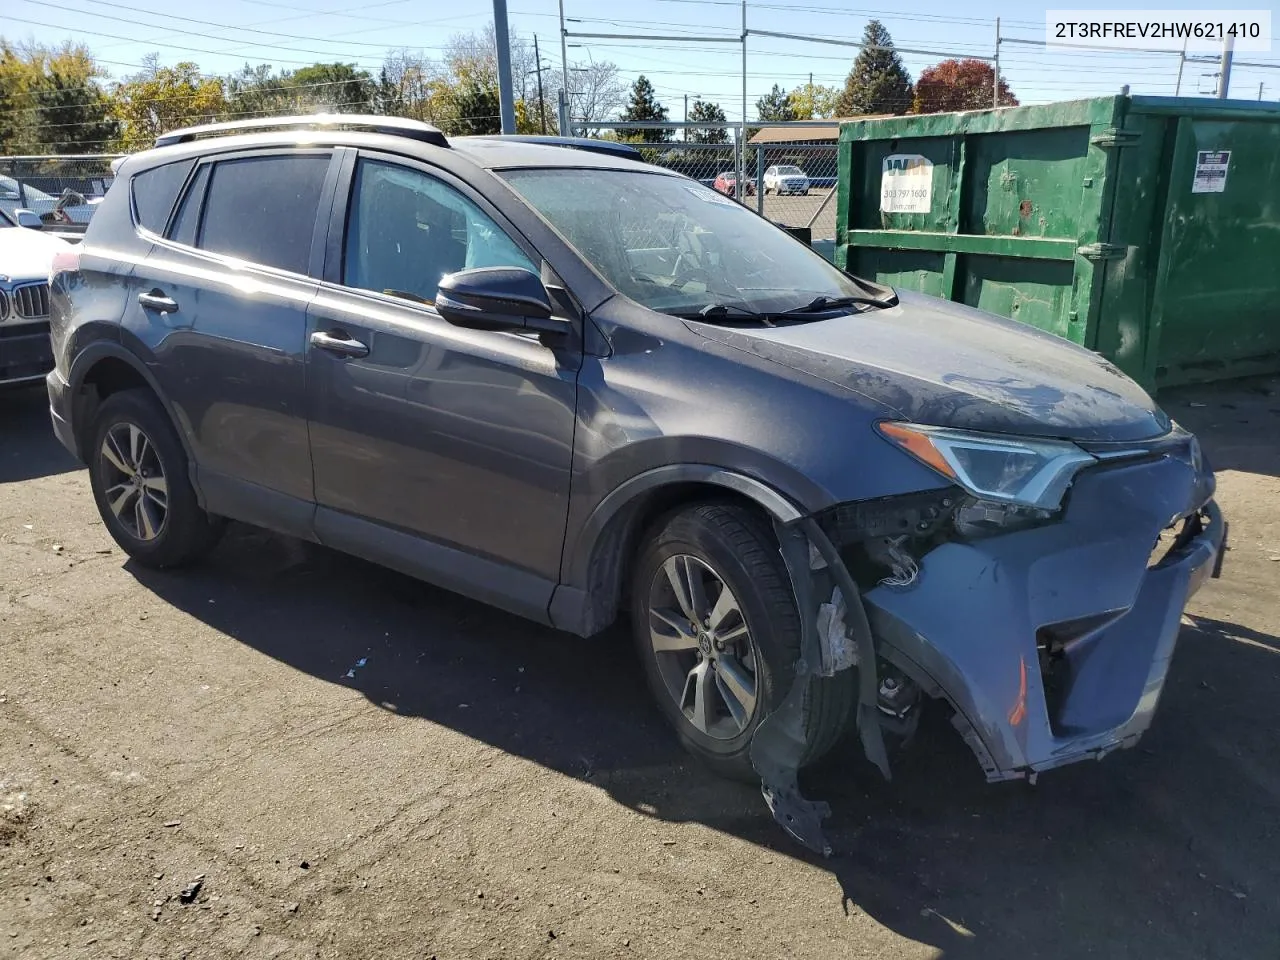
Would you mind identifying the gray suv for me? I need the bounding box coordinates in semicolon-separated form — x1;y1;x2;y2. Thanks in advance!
47;116;1224;852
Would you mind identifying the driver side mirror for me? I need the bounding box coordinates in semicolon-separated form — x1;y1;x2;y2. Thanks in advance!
14;208;42;229
435;267;569;335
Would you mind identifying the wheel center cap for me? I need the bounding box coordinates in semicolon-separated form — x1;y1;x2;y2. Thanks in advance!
697;633;713;657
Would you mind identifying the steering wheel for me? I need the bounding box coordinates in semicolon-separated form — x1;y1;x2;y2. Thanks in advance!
673;255;714;288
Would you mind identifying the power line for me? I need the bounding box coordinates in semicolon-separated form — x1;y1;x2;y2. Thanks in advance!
28;0;461;51
9;5;391;64
2;14;383;67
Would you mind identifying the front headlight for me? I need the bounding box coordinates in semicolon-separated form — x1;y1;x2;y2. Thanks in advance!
877;421;1097;511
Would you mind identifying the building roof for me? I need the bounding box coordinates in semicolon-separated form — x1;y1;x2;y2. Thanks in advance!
747;118;891;145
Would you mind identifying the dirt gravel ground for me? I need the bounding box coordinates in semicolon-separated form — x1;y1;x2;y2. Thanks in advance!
1;374;1278;960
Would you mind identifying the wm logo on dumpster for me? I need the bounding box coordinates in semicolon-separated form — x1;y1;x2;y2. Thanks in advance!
881;154;934;214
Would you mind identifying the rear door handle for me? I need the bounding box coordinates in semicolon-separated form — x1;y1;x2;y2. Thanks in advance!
138;290;179;314
310;329;370;358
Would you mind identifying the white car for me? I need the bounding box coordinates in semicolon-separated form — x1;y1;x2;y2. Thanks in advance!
0;175;102;229
0;208;71;386
763;165;810;196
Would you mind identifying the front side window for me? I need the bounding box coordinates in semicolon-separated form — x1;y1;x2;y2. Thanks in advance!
198;154;330;274
343;160;535;305
501;167;873;315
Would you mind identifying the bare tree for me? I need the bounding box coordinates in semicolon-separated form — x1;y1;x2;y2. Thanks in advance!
564;60;627;126
444;24;540;101
441;24;551;132
377;49;454;123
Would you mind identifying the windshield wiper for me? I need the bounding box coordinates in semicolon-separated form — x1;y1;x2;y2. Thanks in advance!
674;302;776;326
783;293;897;314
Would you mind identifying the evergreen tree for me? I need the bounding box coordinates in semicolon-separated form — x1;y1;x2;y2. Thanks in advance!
38;64;116;152
618;75;670;143
688;99;727;143
836;20;913;116
755;83;795;122
290;63;374;112
453;77;501;135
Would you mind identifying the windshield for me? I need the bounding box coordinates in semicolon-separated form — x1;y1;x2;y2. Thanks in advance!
776;166;804;175
500;168;883;316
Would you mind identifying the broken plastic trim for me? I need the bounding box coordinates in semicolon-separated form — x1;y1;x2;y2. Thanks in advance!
750;516;891;857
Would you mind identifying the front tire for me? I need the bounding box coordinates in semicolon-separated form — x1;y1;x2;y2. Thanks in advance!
630;503;854;781
88;389;222;568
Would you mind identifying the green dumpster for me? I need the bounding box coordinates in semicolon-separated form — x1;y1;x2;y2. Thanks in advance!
836;95;1280;390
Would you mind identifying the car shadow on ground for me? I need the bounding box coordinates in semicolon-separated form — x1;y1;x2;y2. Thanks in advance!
0;384;79;483
127;521;1279;960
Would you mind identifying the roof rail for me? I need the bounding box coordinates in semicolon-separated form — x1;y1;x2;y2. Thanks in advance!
463;134;643;160
155;114;449;149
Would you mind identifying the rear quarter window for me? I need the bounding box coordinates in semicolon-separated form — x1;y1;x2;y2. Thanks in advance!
131;159;195;234
197;154;330;275
168;163;211;247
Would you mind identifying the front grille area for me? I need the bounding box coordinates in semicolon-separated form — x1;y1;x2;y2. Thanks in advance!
13;282;50;320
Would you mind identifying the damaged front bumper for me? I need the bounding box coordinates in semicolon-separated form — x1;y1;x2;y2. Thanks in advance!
752;448;1224;854
864;455;1224;782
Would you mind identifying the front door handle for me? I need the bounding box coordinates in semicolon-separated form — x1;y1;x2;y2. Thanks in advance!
138;290;179;314
310;329;370;358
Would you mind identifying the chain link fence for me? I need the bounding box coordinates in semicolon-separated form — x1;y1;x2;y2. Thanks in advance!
0;155;122;235
569;122;842;255
2;132;840;252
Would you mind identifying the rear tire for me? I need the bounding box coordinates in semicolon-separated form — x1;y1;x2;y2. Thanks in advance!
630;502;854;781
87;389;223;568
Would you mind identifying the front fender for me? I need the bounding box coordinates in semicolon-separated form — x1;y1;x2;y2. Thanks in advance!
549;462;809;636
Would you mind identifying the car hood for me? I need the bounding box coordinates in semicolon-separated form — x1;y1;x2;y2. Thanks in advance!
688;289;1170;443
0;227;72;281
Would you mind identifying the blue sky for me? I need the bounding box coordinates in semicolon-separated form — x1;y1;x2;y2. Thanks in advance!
4;0;1279;120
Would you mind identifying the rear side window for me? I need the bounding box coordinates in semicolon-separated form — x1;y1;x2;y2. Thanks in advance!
131;159;195;234
198;154;330;274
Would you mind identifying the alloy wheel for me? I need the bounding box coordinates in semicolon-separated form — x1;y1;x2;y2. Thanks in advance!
99;422;169;542
647;554;759;739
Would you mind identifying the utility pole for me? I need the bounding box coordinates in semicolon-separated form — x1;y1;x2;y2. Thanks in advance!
1261;82;1266;101
993;17;1001;108
493;0;516;133
557;0;571;134
1216;34;1234;99
739;0;747;201
533;34;547;134
1175;38;1187;95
